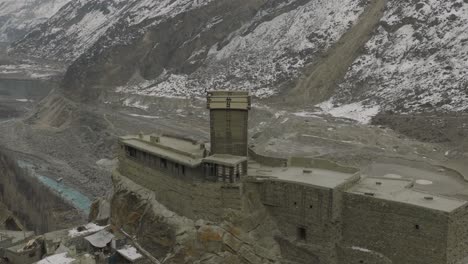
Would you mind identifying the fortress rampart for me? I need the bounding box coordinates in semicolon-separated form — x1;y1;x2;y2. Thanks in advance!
114;91;468;264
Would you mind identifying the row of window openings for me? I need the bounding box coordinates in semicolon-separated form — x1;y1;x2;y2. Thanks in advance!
125;146;185;175
293;201;314;209
206;164;242;177
125;146;245;183
295;225;421;243
205;164;242;183
293;201;422;231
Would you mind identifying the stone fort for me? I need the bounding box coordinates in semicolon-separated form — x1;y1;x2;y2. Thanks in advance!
114;91;468;264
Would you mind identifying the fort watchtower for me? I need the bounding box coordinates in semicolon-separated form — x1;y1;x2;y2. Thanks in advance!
206;91;251;157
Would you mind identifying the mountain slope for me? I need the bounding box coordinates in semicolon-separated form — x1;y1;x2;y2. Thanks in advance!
12;0;220;62
0;0;70;42
11;0;468;118
329;0;468;113
12;0;369;100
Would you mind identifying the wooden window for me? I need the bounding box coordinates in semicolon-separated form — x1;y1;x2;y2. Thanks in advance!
126;146;137;158
161;158;167;169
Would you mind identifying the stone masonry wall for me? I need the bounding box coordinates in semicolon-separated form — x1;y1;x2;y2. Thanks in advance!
289;157;359;174
256;179;341;264
342;193;449;264
447;206;468;264
248;148;288;167
117;157;241;222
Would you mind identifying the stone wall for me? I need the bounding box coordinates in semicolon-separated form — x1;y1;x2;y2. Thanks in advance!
254;179;343;264
210;109;249;156
447;206;468;264
289;157;359;174
117;157;242;222
342;193;449;264
248;148;288;167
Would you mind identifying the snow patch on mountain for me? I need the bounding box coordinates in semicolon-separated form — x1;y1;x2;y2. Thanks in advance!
126;0;216;27
12;0;217;62
318;100;380;124
0;0;70;42
116;72;193;99
334;0;468;113
116;0;367;98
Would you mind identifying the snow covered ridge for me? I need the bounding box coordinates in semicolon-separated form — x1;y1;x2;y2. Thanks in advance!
8;0;468;117
334;0;468;113
115;0;367;98
0;0;70;42
11;0;217;62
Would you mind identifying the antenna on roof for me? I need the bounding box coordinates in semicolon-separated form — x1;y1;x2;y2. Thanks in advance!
206;77;213;94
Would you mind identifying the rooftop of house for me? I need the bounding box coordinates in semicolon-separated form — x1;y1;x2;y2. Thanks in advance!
0;230;35;244
347;177;468;213
121;134;205;155
203;154;248;167
247;160;358;189
120;134;207;167
364;162;468;200
121;134;251;169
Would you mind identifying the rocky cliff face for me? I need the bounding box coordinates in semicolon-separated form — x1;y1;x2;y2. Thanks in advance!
0;149;84;233
331;0;468;113
0;0;70;42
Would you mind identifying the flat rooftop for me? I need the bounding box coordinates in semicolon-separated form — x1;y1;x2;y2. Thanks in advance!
0;230;35;244
247;161;357;189
347;177;468;213
203;154;247;166
120;134;206;167
366;162;468;199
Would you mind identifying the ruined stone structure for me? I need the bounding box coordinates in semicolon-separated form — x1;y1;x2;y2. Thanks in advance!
115;91;468;264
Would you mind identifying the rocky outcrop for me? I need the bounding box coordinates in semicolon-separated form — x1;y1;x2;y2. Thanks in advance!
110;172;283;264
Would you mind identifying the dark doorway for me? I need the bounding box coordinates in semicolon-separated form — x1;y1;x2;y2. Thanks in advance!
297;227;307;241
